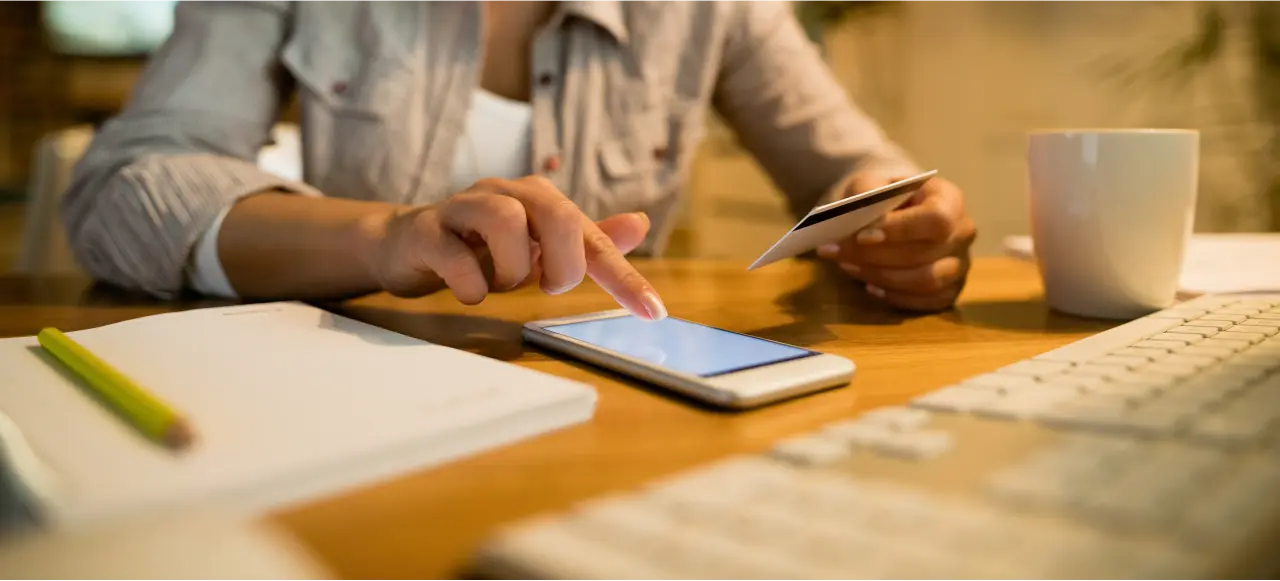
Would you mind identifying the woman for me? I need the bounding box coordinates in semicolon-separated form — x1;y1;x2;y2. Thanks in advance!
63;1;976;320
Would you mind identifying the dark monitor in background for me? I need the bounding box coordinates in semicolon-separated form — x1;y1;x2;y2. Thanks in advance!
42;1;175;57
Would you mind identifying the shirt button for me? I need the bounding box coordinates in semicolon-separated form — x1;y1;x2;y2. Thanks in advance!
653;146;669;160
331;82;348;95
538;72;555;87
543;155;561;172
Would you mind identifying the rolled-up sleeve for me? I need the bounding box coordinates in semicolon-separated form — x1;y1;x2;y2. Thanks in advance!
712;1;920;217
61;1;319;298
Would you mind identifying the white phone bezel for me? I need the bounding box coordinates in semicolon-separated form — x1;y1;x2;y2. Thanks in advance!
522;310;855;409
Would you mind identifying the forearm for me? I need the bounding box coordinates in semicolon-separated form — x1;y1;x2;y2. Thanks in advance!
217;192;413;299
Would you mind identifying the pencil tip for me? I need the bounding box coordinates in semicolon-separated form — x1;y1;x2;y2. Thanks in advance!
164;421;196;450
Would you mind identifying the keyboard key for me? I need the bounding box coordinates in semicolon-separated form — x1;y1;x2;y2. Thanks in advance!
1090;355;1151;369
1110;347;1173;361
1132;339;1190;352
1178;344;1237;360
1063;364;1131;379
1162;353;1220;369
770;435;850;466
1224;355;1280;374
1200;365;1269;386
910;385;997;413
1200;313;1250;324
868;430;954;461
971;390;1078;420
962;373;1039;392
1089;381;1162;400
1150;382;1230;408
1148;332;1203;344
1214;330;1268;344
998;360;1074;378
1248;341;1280;356
1040;375;1109;393
821;421;896;449
1235;320;1280;333
856;406;931;431
1254;313;1280;321
1039;404;1132;433
1142;363;1203;379
1181;320;1236;331
1165;325;1219;338
1199;337;1253;352
649;456;799;504
1175;374;1254;398
1150;308;1207;321
1214;306;1262;316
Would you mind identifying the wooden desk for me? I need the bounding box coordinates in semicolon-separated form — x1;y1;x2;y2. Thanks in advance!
0;257;1115;578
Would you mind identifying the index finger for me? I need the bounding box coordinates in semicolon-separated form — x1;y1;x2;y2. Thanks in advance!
582;221;667;320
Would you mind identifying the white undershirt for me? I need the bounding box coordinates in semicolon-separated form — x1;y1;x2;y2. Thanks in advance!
188;88;533;297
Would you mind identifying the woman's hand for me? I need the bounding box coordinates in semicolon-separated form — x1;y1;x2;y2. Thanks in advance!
816;173;977;312
364;175;667;320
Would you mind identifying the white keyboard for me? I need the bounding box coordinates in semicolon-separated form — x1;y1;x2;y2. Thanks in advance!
473;294;1280;579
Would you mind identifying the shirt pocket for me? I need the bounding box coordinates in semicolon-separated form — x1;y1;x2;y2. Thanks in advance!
597;97;704;215
281;39;417;200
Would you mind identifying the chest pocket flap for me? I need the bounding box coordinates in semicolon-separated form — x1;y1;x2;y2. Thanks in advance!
281;34;412;120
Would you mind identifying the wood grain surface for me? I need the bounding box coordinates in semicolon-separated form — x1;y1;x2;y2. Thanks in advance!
0;257;1118;578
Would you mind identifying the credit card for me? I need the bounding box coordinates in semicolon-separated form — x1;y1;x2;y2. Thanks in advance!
748;170;937;270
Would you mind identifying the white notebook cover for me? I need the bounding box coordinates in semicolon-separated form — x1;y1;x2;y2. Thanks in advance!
0;302;596;529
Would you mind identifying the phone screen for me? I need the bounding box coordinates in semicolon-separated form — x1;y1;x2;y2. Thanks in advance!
542;315;817;377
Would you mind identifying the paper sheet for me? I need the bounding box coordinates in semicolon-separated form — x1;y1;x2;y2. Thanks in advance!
1003;233;1280;295
0;303;595;528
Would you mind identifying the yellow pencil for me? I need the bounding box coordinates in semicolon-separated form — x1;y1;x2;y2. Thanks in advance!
37;327;195;450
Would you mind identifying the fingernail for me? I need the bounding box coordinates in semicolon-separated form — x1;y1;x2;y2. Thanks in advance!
640;290;667;321
632;212;651;227
857;228;886;244
816;243;840;258
840;262;861;275
866;284;886;298
544;280;579;295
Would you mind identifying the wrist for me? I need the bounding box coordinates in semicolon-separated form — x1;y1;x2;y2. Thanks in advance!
352;205;406;287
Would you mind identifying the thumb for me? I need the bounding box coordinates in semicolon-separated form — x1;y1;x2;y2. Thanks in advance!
848;173;895;195
595;212;651;255
849;173;927;207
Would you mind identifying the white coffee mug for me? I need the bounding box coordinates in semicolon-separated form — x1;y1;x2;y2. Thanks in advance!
1027;129;1200;319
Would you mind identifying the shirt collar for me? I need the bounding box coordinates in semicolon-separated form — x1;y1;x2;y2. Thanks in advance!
558;1;629;44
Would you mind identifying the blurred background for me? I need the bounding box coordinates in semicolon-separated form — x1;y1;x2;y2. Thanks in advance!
1;1;1277;276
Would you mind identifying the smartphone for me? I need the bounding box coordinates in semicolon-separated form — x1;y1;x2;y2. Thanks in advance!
523;310;855;409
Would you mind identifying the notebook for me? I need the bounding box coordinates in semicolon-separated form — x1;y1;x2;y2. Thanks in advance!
1003;233;1280;295
0;302;597;530
0;509;328;579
